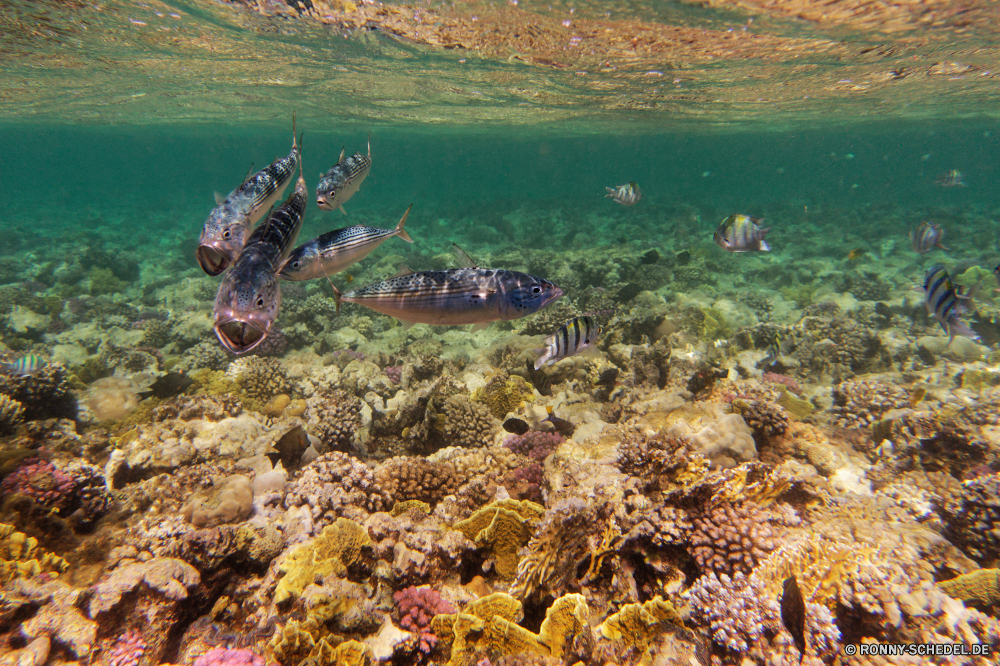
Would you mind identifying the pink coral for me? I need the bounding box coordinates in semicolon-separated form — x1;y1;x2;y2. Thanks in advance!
384;365;402;384
393;586;455;654
762;372;801;394
502;431;565;461
106;630;146;666
194;647;265;666
0;459;75;512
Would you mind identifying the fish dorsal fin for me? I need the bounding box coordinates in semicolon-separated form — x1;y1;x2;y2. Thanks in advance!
337;147;345;164
292;111;297;150
214;191;225;205
241;162;255;187
391;266;415;279
451;243;479;269
339;205;347;216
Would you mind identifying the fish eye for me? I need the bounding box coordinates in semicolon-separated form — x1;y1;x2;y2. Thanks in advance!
291;261;300;269
222;230;231;239
532;286;542;295
256;297;265;308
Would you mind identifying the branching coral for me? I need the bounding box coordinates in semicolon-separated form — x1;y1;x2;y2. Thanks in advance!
306;389;362;452
284;452;391;528
393;585;456;654
687;500;801;576
437;394;500;448
830;379;908;428
375;456;461;507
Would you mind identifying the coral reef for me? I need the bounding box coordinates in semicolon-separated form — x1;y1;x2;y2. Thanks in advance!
393;585;456;654
830;379;909;428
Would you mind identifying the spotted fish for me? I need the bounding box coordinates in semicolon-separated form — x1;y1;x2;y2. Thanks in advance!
534;316;601;369
197;116;300;276
213;153;308;354
605;182;642;206
332;267;563;331
316;134;371;214
910;221;948;254
279;205;413;281
713;214;771;252
921;264;978;343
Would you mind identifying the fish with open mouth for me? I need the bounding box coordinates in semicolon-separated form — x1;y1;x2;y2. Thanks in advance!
331;265;563;331
316;134;371;214
213;150;307;354
279;205;413;281
197;116;300;276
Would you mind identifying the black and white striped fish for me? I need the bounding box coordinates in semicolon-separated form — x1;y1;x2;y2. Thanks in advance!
921;264;978;343
279;205;413;281
331;267;563;331
910;221;948;254
1;354;46;376
533;316;601;369
713;214;771;252
316;135;371;214
213;156;308;354
197;116;300;276
605;182;642;206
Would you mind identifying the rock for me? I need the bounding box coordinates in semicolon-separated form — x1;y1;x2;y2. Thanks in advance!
916;335;987;362
7;306;50;336
182;474;253;528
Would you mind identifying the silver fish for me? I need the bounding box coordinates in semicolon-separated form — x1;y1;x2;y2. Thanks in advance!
934;169;966;187
910;221;948;254
605;182;642;206
714;214;771;252
534;316;601;370
279;205;413;281
197;117;300;276
332;267;563;330
922;264;977;342
317;134;371;214
1;354;46;376
213;161;308;354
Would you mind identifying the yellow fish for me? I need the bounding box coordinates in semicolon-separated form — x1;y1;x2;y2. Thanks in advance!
847;248;865;261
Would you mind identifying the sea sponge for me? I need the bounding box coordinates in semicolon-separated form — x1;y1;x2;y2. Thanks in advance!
473;372;534;419
274;518;373;604
85;376;141;421
454;498;546;578
0;523;69;583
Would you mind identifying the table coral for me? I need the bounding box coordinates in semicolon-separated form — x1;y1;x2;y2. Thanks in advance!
274;518;373;604
454;498;546;578
597;596;682;656
393;585;456;653
939;568;1000;608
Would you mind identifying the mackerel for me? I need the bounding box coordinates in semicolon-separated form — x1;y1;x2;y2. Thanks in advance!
197;116;300;276
279;205;413;281
332;267;563;330
316;134;371;214
213;150;308;354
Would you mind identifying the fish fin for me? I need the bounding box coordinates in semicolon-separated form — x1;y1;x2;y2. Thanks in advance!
394;204;414;243
470;322;490;333
392;266;415;278
331;284;342;314
532;349;551;370
397;319;415;331
214;191;225;205
759;240;771;251
339;205;347;215
452;243;479;269
337;147;345;164
604;187;614;197
367;131;371;157
939;241;950;250
292;111;297;149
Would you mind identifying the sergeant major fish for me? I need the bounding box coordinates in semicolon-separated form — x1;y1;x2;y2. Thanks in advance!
934;169;966;188
197;116;300;276
534;316;601;369
279;205;413;281
921;264;978;343
316;134;371;214
910;221;948;254
214;150;308;354
1;354;46;376
331;267;563;330
714;214;771;252
605;182;642;206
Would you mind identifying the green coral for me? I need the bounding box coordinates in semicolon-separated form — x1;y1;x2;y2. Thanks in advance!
473;372;534;419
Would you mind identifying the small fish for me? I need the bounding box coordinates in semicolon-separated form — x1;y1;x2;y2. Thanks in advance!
197;115;300;276
502;417;531;435
713;214;771;252
921;265;978;343
279;205;414;281
780;576;807;663
533;316;601;370
846;248;865;261
605;182;642;206
137;372;194;400
214;149;308;354
544;406;575;437
331;266;563;331
934;169;966;187
0;354;46;376
761;331;783;367
316;134;371;214
910;221;948;254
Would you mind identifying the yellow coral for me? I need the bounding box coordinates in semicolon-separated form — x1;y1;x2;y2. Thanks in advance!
536;593;589;659
598;596;683;654
940;569;1000;606
454;499;545;578
275;519;372;604
473;372;534;419
268;619;319;665
389;499;431;517
0;523;68;583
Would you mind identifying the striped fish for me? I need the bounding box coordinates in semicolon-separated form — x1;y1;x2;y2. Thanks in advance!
279;205;413;281
1;354;46;376
910;221;948;254
316;134;371;214
934;169;966;188
213;155;308;354
922;265;978;343
332;267;563;331
533;316;601;370
605;182;642;206
714;214;771;252
197;116;301;276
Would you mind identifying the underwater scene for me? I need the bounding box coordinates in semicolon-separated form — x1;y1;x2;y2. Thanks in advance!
4;1;1000;665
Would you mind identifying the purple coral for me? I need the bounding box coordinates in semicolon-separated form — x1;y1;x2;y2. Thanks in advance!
503;431;565;461
106;630;146;666
194;647;265;666
393;586;455;654
384;365;402;384
0;459;75;512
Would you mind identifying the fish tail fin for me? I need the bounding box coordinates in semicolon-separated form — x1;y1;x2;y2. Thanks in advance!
532;348;550;370
367;131;371;157
604;187;614;197
395;204;414;243
292;111;297;149
759;240;771;251
339;205;347;216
